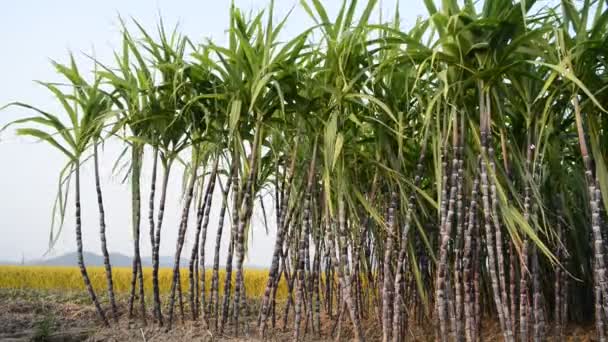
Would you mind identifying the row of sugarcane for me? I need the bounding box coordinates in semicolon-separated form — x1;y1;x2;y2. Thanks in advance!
4;0;608;341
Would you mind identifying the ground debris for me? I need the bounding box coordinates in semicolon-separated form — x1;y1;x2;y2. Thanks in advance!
0;289;599;341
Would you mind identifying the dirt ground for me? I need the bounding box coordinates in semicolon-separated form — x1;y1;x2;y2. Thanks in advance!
0;288;600;341
0;289;360;341
0;288;363;341
0;289;97;341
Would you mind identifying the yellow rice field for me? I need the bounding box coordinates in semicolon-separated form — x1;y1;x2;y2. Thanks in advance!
0;266;288;299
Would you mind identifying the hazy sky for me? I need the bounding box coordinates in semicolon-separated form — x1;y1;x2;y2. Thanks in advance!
0;1;427;264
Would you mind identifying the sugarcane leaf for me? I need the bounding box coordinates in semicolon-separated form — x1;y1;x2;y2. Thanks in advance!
530;61;607;112
589;119;608;216
15;128;75;160
332;133;343;171
229;100;243;133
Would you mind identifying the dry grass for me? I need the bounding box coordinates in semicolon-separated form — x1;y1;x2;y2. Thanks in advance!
0;266;288;299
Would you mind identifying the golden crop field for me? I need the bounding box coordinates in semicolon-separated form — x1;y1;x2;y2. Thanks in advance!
0;266;288;299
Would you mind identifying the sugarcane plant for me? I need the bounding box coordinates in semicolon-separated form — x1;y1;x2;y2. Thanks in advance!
4;0;608;340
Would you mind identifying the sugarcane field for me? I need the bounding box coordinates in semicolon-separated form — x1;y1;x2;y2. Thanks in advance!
1;0;608;341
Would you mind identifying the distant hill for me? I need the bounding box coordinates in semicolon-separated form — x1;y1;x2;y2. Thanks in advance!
26;251;190;268
0;252;268;269
0;260;18;266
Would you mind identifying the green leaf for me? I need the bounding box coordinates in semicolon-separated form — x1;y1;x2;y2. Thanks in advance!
332;133;344;171
589;119;608;216
16;128;75;160
530;61;607;112
229;100;243;133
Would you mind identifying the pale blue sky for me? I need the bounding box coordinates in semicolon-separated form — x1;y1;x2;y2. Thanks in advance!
0;1;427;264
